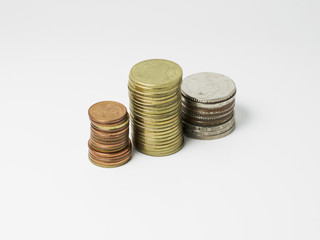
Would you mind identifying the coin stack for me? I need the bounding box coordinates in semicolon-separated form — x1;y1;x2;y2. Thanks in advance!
128;59;184;156
88;101;132;167
181;72;236;140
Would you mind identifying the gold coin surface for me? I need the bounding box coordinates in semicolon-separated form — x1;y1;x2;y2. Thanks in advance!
129;59;182;89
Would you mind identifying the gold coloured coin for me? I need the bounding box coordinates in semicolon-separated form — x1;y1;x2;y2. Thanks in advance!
128;59;183;156
129;59;182;89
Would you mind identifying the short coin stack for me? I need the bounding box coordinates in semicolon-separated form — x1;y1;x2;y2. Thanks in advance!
88;101;132;167
181;72;236;140
128;59;184;156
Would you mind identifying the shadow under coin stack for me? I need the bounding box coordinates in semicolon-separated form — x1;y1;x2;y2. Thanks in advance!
181;72;236;140
128;59;184;156
88;101;132;167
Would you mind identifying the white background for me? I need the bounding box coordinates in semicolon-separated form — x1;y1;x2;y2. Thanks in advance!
0;0;319;239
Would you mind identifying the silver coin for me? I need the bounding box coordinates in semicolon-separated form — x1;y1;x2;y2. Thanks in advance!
182;116;235;132
182;94;235;109
184;123;235;140
182;108;234;121
181;72;236;104
183;119;234;135
182;101;235;115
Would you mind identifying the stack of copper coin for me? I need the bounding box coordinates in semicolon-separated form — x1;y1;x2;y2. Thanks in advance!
181;72;236;140
88;101;132;167
128;59;184;156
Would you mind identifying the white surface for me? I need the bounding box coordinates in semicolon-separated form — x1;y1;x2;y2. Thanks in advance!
0;0;320;239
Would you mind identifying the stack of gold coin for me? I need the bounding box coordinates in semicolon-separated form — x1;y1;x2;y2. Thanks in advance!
88;101;132;167
128;59;184;156
181;72;236;140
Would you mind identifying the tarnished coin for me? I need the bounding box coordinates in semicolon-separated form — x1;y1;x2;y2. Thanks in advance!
182;111;234;126
184;123;235;140
182;116;235;132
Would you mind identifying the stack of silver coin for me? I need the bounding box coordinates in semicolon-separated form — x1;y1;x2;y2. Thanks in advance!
181;72;236;140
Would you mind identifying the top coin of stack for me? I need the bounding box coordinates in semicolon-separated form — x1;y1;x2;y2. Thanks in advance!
128;59;184;156
181;72;236;140
88;101;132;167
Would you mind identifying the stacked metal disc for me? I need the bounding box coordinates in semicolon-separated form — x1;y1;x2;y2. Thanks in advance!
128;59;184;156
181;72;236;140
88;101;132;167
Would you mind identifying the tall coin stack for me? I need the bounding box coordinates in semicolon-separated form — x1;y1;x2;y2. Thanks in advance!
88;101;132;167
181;72;236;140
128;59;184;156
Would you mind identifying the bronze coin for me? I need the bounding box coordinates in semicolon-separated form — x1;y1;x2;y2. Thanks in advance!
89;150;131;163
89;101;127;125
90;134;128;146
90;132;129;143
89;138;129;153
90;125;129;138
90;129;128;140
91;116;129;130
89;140;132;159
89;153;132;168
89;152;131;163
90;121;129;133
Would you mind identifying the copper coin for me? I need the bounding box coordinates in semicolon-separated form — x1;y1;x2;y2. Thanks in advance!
89;140;132;160
90;133;129;144
90;134;128;145
89;101;127;125
90;125;129;138
91;116;129;130
90;130;129;140
89;152;131;163
89;153;132;168
89;138;129;153
89;150;131;163
90;121;129;133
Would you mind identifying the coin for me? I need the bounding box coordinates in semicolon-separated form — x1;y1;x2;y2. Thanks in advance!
181;72;236;104
89;101;127;125
129;59;182;89
88;101;132;167
89;140;132;168
184;124;235;140
181;72;236;140
182;116;235;132
133;140;184;157
128;59;183;156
